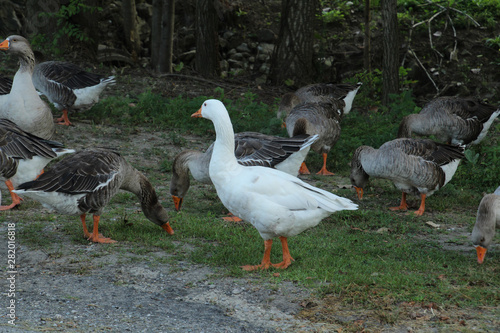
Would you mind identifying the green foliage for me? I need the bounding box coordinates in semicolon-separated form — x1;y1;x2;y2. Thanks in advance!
37;0;102;55
85;88;282;137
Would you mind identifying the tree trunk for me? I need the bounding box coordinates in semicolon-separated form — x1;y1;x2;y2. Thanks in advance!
269;0;318;86
363;0;371;74
122;0;142;62
195;0;220;78
151;0;162;70
381;0;399;106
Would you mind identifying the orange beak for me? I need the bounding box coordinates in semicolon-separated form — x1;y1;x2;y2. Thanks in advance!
191;108;202;118
0;39;9;50
161;222;174;235
355;186;364;199
475;245;487;264
172;195;183;211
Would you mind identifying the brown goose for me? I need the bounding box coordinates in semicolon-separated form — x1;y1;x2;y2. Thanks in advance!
471;186;500;264
14;148;173;243
32;60;115;126
0;36;55;139
398;96;500;145
170;132;318;211
277;82;362;119
284;101;343;175
350;138;465;216
0;118;74;210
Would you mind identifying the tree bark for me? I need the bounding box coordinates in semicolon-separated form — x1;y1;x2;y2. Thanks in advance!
381;0;400;106
195;0;220;78
122;0;142;62
158;0;175;73
363;0;371;74
269;0;318;86
151;0;162;70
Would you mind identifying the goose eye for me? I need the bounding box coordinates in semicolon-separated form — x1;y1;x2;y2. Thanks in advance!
204;102;207;106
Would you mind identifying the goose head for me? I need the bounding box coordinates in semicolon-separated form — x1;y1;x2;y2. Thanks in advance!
471;193;499;264
350;146;370;199
191;99;227;120
139;180;174;235
170;152;192;211
0;35;32;56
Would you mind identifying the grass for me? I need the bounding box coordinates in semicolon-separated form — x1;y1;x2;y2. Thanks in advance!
6;87;500;329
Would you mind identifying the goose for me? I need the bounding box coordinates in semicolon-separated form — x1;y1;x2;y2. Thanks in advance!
471;186;500;264
277;82;362;119
350;138;465;216
14;148;173;243
170;132;319;211
0;118;74;210
397;96;500;145
0;36;55;140
284;101;343;175
32;59;115;126
191;99;357;270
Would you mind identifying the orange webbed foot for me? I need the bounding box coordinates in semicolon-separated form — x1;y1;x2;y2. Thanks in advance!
87;234;117;244
298;162;310;175
222;213;243;222
316;167;335;176
241;263;271;271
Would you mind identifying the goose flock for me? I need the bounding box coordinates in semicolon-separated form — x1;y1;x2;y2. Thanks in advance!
0;34;498;268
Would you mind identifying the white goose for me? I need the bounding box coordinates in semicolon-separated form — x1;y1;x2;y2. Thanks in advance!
170;132;318;211
0;36;55;140
32;59;115;126
0;118;74;210
471;186;500;264
398;96;500;145
191;99;357;270
284;101;343;175
350;138;464;216
14;148;174;243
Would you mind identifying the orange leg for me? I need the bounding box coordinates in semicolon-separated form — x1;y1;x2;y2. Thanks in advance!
55;109;73;126
298;162;310;175
0;180;23;211
222;212;243;222
80;214;91;238
316;153;334;176
241;239;273;271
389;192;409;211
413;194;426;216
272;236;295;269
86;215;117;243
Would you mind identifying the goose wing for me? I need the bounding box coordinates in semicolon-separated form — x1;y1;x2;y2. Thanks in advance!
235;132;316;167
0;74;12;95
0;119;62;159
16;148;121;195
36;61;104;89
381;138;464;166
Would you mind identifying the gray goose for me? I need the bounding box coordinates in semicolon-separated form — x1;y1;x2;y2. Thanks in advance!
277;82;362;119
32;59;115;126
350;138;465;216
0;36;54;140
0;118;74;210
471;186;500;264
14;148;173;243
284;101;343;175
170;132;318;212
398;96;500;145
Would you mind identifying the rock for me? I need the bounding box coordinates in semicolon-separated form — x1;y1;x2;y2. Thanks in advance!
257;43;275;55
236;43;251;53
256;29;276;43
